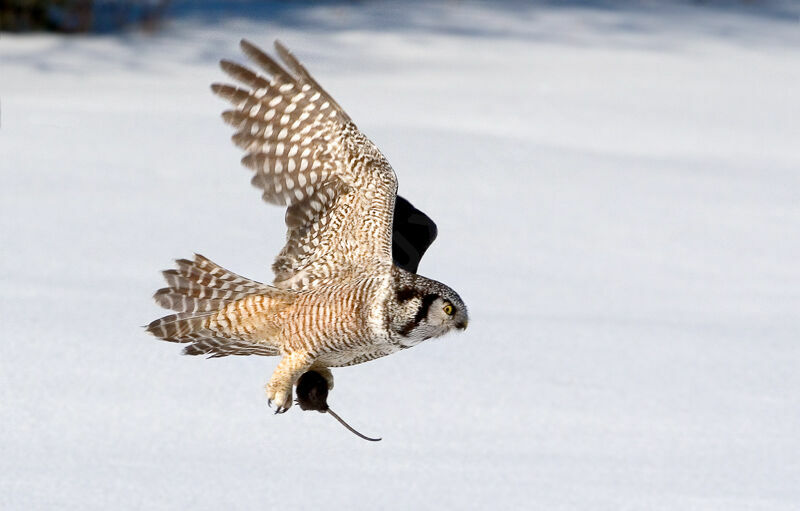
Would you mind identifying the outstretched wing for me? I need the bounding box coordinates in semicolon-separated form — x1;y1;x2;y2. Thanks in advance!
212;40;397;291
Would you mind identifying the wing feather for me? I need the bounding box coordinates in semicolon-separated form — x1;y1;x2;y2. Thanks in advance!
212;40;397;290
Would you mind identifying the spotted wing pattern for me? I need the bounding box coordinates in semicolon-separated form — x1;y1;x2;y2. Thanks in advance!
212;40;398;291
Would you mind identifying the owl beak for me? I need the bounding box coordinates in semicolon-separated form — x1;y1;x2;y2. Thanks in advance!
456;319;468;331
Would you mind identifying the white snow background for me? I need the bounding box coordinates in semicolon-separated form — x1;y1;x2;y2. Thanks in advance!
1;1;799;509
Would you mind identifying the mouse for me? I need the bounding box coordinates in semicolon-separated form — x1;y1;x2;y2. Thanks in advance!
295;370;381;442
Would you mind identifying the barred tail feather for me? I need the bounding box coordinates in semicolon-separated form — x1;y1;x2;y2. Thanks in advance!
183;337;279;358
154;253;272;313
146;254;288;358
146;312;215;342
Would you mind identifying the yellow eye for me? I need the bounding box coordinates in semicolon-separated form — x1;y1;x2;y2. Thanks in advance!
443;303;455;316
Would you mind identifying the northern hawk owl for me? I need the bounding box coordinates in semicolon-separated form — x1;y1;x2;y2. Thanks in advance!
147;40;468;412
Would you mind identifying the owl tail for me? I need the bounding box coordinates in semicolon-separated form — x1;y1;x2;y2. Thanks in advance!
145;254;291;357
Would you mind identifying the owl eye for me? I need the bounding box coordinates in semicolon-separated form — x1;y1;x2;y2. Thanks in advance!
443;303;455;316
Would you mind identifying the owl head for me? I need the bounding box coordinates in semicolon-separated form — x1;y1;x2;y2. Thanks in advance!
391;273;468;347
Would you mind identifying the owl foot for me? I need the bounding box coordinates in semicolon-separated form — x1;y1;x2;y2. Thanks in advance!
266;385;293;414
266;351;316;414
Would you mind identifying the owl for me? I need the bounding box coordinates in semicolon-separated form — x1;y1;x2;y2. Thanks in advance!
147;40;469;413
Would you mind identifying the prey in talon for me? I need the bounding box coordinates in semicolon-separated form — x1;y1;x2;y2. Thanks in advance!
296;371;381;441
146;39;468;422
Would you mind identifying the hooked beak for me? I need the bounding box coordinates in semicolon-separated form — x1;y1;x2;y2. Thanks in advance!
456;318;468;331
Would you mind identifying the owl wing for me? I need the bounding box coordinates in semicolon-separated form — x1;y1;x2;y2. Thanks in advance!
212;40;398;290
392;196;438;274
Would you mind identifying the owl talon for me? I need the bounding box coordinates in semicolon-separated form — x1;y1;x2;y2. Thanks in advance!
266;386;293;413
267;399;287;413
269;399;290;414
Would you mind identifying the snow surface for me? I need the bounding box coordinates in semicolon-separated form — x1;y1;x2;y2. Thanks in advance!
1;1;799;509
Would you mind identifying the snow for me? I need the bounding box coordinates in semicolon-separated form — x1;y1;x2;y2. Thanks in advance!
1;1;799;509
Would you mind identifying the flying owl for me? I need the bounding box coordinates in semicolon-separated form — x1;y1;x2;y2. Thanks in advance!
147;40;469;413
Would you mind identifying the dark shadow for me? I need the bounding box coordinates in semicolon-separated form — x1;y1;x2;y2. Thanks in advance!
161;0;800;43
2;0;798;74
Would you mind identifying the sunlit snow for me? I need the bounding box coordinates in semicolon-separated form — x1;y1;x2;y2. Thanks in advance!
1;1;799;509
